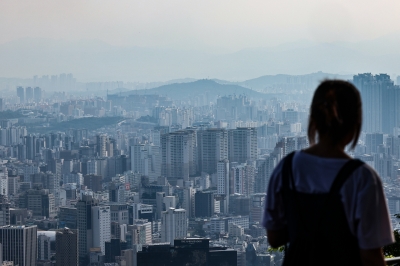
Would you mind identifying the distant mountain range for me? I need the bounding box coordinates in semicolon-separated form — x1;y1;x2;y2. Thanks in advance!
1;36;400;82
118;79;277;101
220;72;353;91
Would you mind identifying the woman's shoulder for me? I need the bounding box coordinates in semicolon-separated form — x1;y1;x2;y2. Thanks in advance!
350;162;382;187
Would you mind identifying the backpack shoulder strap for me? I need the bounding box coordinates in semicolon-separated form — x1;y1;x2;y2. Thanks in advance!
282;151;296;192
329;159;365;194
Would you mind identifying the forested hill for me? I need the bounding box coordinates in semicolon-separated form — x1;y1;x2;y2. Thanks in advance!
120;79;280;101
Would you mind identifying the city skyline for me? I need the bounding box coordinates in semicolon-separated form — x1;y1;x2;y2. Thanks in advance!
1;1;400;265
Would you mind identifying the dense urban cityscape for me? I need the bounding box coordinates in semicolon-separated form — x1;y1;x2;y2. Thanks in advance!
0;72;397;265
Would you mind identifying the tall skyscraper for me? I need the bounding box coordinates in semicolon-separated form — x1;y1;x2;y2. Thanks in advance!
217;159;230;213
217;160;230;196
228;128;257;164
24;134;37;160
56;228;79;266
92;205;111;255
96;135;108;157
0;225;37;266
198;128;228;175
33;87;42;102
353;73;400;133
161;130;197;182
77;194;98;265
25;87;33;102
17;86;24;104
161;208;187;244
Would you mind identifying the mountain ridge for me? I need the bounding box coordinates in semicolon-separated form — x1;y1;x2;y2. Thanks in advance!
1;37;400;82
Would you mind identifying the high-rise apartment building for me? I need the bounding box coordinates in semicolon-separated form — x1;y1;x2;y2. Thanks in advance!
198;129;228;175
24;134;37;160
228;128;257;164
34;87;42;102
92;205;111;254
130;143;161;182
0;225;37;266
217;159;230;196
161;208;187;244
96;135;108;157
161;130;197;181
217;159;230;213
56;227;79;266
17;86;25;103
25;87;33;102
353;73;400;133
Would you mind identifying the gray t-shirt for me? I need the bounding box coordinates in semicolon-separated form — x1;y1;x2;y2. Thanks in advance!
262;150;395;249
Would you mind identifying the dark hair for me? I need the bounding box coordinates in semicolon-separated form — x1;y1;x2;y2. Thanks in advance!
308;80;362;149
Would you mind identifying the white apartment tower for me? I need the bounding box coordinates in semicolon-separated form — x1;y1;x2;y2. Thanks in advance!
161;208;187;244
92;205;111;255
130;143;161;182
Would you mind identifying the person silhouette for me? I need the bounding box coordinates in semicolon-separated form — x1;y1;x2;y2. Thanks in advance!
262;80;394;266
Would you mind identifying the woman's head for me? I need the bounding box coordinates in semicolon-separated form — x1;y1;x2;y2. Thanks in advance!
308;80;362;149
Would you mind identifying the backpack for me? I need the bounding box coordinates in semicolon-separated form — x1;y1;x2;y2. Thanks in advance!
282;152;364;266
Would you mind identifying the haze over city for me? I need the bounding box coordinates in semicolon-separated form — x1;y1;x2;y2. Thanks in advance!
1;0;400;81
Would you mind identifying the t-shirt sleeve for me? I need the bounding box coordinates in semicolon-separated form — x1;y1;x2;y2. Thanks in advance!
342;165;395;249
261;159;286;230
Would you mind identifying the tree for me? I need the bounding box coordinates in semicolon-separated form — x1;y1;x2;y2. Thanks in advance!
384;230;400;257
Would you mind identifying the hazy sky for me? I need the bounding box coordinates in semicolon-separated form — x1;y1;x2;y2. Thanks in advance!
1;0;400;51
